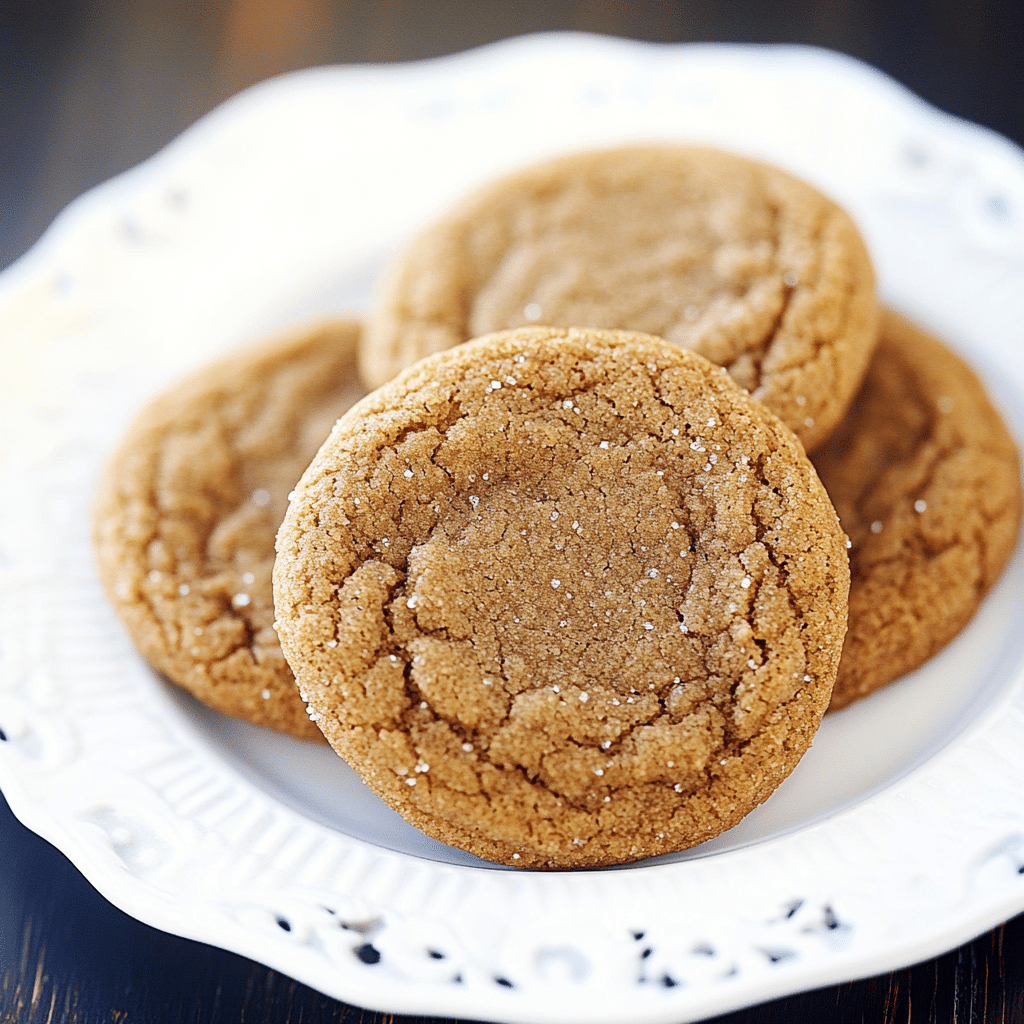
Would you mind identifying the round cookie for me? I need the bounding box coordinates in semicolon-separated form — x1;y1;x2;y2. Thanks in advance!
361;144;880;450
813;309;1022;712
275;326;850;868
94;320;367;740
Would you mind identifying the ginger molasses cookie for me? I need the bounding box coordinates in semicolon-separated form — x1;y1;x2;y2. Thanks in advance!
361;144;879;450
813;309;1022;712
275;326;850;867
94;320;366;739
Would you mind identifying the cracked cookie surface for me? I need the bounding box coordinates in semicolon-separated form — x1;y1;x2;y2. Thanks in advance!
813;309;1022;711
361;144;879;450
275;326;850;867
94;320;366;739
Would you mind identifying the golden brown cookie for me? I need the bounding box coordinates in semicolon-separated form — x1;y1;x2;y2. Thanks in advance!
275;326;850;867
94;320;366;739
361;144;879;450
813;309;1022;712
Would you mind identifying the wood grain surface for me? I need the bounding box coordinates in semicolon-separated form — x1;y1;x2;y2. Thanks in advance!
2;2;1024;1022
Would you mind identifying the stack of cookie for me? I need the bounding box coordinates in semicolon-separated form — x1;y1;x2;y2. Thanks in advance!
94;145;1022;869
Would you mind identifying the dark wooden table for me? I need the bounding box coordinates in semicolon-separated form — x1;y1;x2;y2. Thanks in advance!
3;3;1024;1021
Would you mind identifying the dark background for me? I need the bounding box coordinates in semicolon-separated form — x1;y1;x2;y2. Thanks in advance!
2;0;1023;271
3;2;1024;1022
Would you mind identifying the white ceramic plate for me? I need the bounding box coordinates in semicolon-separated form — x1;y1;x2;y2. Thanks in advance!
2;34;1024;1024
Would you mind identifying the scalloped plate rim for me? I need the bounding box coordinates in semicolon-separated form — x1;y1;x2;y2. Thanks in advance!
2;32;1024;1024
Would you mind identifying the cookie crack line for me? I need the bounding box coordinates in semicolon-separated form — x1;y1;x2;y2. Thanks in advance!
842;410;954;519
128;493;266;678
844;434;1011;554
738;194;788;394
406;731;723;817
849;516;1000;604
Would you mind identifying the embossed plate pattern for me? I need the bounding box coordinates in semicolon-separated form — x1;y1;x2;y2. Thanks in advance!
2;34;1024;1024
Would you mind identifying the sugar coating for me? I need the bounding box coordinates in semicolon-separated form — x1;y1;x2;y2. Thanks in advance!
94;321;367;739
361;145;880;450
275;327;850;868
813;309;1022;711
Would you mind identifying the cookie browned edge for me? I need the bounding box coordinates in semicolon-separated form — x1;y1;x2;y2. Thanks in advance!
814;308;1022;711
275;326;850;868
93;319;366;740
360;144;879;451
